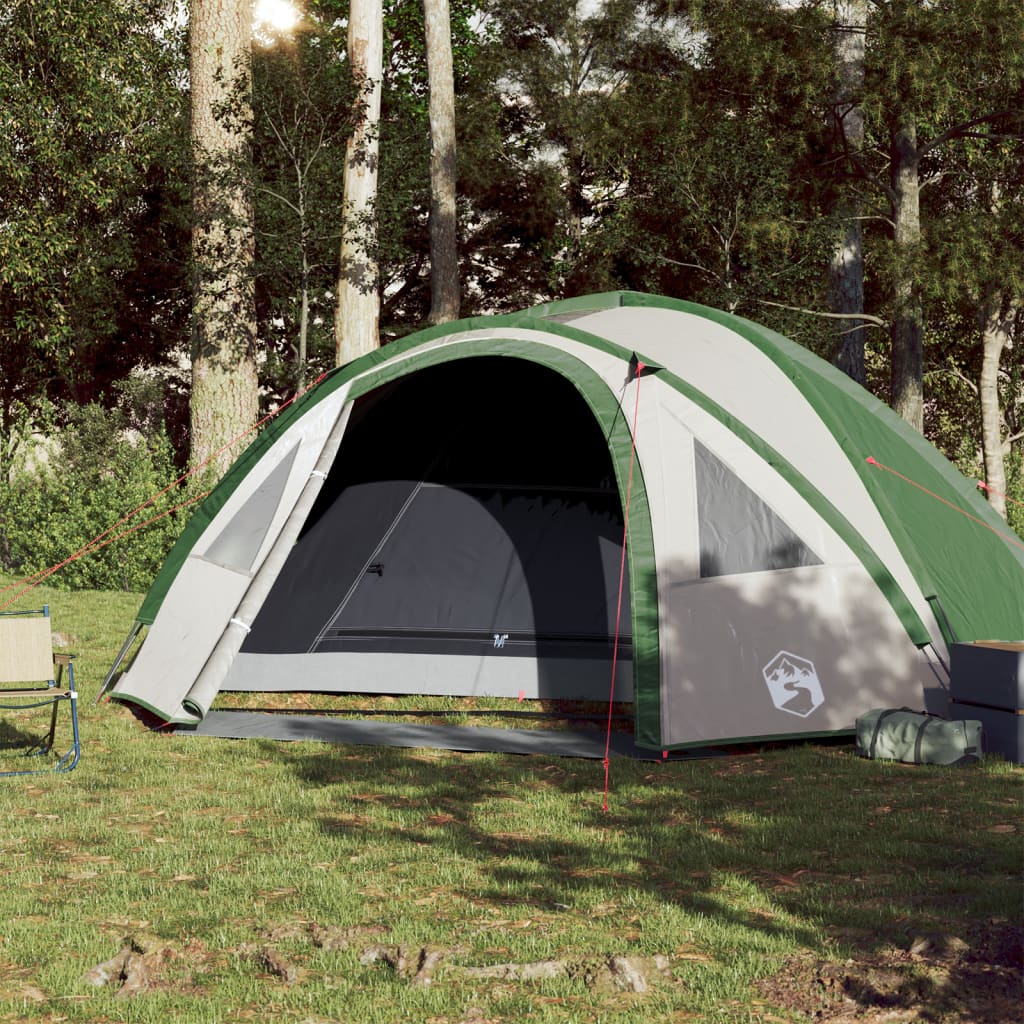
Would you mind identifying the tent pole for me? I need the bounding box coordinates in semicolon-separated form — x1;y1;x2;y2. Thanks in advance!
95;621;144;704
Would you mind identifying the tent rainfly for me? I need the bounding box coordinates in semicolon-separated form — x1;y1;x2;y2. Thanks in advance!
108;292;1024;750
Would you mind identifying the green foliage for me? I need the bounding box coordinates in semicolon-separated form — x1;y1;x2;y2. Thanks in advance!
839;0;1024;419
2;402;195;592
548;0;838;342
251;18;357;393
461;0;703;302
0;0;188;444
0;0;1020;543
1003;446;1024;539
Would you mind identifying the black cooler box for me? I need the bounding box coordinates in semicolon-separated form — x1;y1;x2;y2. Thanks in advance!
949;642;1024;764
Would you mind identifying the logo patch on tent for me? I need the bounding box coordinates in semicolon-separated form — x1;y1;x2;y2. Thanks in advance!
762;651;825;718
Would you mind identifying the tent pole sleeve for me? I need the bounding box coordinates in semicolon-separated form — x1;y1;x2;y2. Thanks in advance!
180;398;355;721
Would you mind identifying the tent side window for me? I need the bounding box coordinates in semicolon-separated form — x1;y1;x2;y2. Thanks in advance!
202;443;301;573
694;441;822;578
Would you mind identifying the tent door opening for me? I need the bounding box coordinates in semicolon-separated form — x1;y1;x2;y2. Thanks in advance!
227;356;634;702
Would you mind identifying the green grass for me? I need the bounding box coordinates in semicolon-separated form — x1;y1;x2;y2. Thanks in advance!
0;576;1020;1023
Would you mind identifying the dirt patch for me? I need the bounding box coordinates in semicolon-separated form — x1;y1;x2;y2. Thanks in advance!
753;921;1023;1023
88;918;1019;1017
360;944;675;994
84;933;218;998
85;923;397;998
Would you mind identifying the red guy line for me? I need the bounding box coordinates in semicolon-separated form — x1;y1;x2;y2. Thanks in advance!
865;457;1024;551
976;479;1024;509
1;371;329;608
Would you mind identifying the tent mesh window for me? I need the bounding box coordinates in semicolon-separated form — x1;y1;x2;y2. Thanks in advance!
202;443;301;572
694;440;822;578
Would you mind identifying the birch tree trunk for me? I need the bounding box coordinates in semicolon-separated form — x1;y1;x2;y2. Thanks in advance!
979;293;1017;520
424;0;460;324
829;0;867;386
889;119;924;432
298;222;310;387
190;0;259;478
334;0;383;366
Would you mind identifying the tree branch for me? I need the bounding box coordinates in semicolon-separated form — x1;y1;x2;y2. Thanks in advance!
756;299;888;329
825;121;897;206
918;110;1024;158
923;366;979;396
254;185;301;217
631;248;724;288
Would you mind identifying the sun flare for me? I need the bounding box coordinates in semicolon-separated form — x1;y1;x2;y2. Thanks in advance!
255;0;300;34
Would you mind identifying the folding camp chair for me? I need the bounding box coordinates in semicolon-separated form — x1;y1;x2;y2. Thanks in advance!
0;606;80;775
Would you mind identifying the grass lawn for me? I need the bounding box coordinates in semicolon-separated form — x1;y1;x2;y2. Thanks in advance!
0;577;1020;1023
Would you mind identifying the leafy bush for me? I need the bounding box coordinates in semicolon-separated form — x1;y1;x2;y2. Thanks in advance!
2;403;199;591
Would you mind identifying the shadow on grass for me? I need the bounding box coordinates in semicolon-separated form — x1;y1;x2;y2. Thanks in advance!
0;715;55;762
276;725;1022;1022
288;741;1017;920
274;564;1016;955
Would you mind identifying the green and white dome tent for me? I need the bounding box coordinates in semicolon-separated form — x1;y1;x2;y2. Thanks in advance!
107;292;1024;751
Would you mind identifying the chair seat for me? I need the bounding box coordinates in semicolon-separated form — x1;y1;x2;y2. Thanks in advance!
0;688;72;700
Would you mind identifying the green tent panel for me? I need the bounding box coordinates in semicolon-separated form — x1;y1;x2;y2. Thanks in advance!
110;293;1024;750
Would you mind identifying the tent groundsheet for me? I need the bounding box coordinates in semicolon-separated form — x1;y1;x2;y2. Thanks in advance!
180;710;713;761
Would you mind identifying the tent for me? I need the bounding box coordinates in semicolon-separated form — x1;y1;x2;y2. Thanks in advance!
107;292;1024;751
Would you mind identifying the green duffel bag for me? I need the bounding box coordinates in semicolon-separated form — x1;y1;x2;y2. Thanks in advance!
856;708;983;766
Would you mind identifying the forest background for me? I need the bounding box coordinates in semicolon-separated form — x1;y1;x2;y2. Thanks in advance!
0;0;1021;592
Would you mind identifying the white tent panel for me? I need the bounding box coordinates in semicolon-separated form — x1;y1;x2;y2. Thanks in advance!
117;557;253;721
223;650;634;701
112;385;353;720
197;386;352;574
634;382;940;744
569;305;948;657
651;386;858;569
660;563;943;746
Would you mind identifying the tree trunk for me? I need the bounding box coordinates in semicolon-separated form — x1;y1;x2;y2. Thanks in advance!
979;292;1016;520
829;0;867;386
298;241;310;389
190;0;259;478
889;119;924;432
334;0;383;366
424;0;460;324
